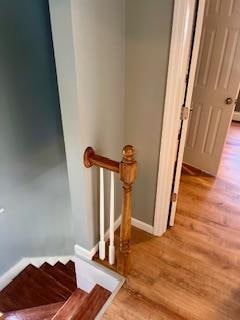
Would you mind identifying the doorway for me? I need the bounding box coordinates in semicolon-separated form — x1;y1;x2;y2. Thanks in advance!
177;120;240;238
155;0;240;234
184;0;240;176
173;0;240;227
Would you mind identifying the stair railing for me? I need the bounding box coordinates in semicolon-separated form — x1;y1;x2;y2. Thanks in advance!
83;145;137;276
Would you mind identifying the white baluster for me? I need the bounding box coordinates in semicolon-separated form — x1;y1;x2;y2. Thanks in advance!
99;168;105;260
109;171;115;265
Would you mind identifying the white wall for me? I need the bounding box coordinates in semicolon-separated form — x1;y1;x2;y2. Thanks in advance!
49;0;125;250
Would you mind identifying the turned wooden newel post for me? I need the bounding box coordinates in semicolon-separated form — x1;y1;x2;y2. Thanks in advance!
118;145;137;276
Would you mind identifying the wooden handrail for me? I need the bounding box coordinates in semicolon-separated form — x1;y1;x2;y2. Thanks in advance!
84;147;120;173
83;145;137;276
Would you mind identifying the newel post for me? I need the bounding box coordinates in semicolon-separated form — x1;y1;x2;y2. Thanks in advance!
117;145;137;275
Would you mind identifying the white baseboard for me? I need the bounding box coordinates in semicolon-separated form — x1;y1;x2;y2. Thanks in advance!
75;256;124;293
75;217;153;261
75;215;122;260
0;258;29;291
74;244;99;261
28;255;75;267
0;255;74;291
131;218;154;234
233;111;240;121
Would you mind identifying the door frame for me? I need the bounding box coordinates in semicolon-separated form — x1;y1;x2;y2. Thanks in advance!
153;0;206;236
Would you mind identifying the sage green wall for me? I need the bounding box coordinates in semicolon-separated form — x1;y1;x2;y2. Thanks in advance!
50;0;174;254
0;0;174;275
0;0;73;275
49;0;125;250
125;0;174;225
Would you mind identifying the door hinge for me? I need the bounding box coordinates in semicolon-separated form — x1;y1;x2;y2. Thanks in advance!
180;106;189;120
171;192;178;202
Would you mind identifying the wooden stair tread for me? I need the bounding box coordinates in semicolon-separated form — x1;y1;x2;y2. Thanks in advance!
93;255;117;272
22;265;72;299
54;262;75;280
1;302;64;320
73;285;111;320
0;265;71;312
51;285;110;320
0;265;51;312
65;261;75;274
51;289;87;319
93;239;119;272
40;263;77;292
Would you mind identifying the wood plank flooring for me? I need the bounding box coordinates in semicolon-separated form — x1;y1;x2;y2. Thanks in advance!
103;122;240;320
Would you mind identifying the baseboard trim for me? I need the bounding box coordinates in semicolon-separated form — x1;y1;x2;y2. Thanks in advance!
233;111;240;121
0;255;74;291
75;256;124;293
74;244;99;261
75;216;122;260
0;258;28;291
131;218;154;234
28;255;75;267
75;217;153;261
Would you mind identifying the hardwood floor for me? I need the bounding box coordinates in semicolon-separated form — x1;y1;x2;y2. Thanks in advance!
103;122;240;320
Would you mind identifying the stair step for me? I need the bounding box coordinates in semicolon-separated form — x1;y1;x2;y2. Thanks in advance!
51;285;110;320
74;285;111;320
54;262;76;280
2;302;64;320
65;261;75;275
40;263;77;292
0;265;51;312
0;261;111;319
0;264;72;312
51;289;87;319
75;285;111;320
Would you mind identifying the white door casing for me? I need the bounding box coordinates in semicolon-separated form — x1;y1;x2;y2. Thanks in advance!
169;0;206;226
154;0;204;236
184;0;240;175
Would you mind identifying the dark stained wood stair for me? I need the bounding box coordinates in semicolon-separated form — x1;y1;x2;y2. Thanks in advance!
51;289;87;319
0;260;111;319
40;263;77;292
2;302;64;320
52;286;111;320
54;261;76;279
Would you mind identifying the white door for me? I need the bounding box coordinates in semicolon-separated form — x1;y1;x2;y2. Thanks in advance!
168;0;206;226
154;0;206;234
184;0;240;176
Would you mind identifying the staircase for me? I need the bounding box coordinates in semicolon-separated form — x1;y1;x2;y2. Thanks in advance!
0;261;111;319
84;145;137;275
